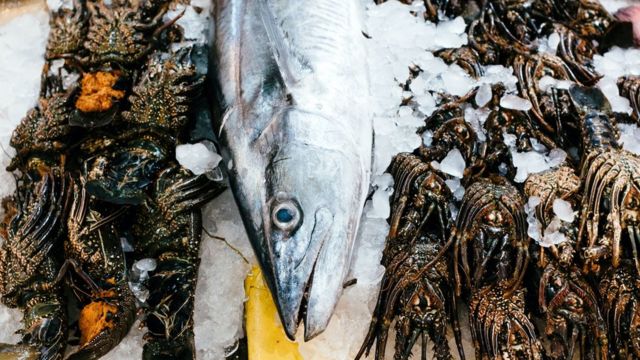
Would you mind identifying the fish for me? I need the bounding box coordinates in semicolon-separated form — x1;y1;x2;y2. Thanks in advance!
210;0;372;340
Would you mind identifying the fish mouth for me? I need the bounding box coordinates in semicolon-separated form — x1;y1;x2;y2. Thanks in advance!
266;206;347;341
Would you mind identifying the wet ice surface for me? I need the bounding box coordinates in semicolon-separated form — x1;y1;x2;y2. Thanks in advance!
594;46;639;113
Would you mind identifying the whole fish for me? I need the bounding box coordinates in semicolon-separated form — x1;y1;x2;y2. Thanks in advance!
210;0;372;340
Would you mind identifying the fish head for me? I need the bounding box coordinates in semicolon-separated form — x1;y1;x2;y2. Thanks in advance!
238;108;367;341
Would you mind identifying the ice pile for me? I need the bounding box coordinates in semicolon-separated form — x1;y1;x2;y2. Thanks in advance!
619;123;640;154
0;5;49;345
537;75;574;93
593;46;639;113
503;132;567;183
372;110;424;175
525;196;576;248
0;8;49;203
194;192;253;360
430;148;466;200
537;32;561;55
364;0;470;175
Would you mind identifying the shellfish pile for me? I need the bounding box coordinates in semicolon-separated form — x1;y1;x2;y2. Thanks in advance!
0;0;227;359
359;0;640;359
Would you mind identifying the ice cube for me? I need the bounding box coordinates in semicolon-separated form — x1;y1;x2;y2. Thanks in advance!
446;177;466;200
547;148;567;167
368;174;395;219
537;75;574;92
445;178;461;193
134;258;157;272
597;77;632;114
422;130;434;147
439;148;466;178
475;83;492;107
410;76;427;94
479;65;518;92
511;150;549;183
525;196;542;242
453;185;465;201
547;32;560;53
500;94;532;111
540;218;568;247
502;132;517;148
449;203;459;221
619;123;640;155
398;106;413;117
530;138;548;152
553;198;576;223
527;196;541;209
416;93;436;116
440;67;475;96
511;148;566;183
176;142;223;175
129;282;150;303
540;229;567;247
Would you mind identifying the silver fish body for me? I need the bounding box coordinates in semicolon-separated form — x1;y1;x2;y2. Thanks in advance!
210;0;372;340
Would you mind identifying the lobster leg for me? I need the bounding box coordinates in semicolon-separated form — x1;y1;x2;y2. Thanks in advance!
134;165;225;360
64;179;136;360
0;170;70;360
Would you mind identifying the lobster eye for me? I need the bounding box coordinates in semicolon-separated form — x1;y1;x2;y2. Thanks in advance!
272;199;301;232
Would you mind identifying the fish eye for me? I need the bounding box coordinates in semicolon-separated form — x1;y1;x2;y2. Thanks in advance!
272;199;302;232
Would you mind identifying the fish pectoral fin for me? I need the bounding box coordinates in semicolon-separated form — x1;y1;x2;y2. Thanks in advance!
256;0;305;92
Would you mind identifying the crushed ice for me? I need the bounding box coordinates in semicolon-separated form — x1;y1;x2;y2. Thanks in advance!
128;259;157;304
525;196;543;243
619;123;640;154
504;132;567;183
437;148;466;178
552;198;576;223
368;174;395;219
475;83;492;107
500;94;533;111
593;47;640;114
176;141;223;176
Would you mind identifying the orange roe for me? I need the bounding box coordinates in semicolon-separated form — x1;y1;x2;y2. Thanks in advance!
75;72;125;113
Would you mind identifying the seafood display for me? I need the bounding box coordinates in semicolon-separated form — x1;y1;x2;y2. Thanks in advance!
2;0;640;358
359;0;640;359
0;0;225;359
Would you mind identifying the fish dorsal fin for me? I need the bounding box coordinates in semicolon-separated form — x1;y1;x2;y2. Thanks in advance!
256;0;303;93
